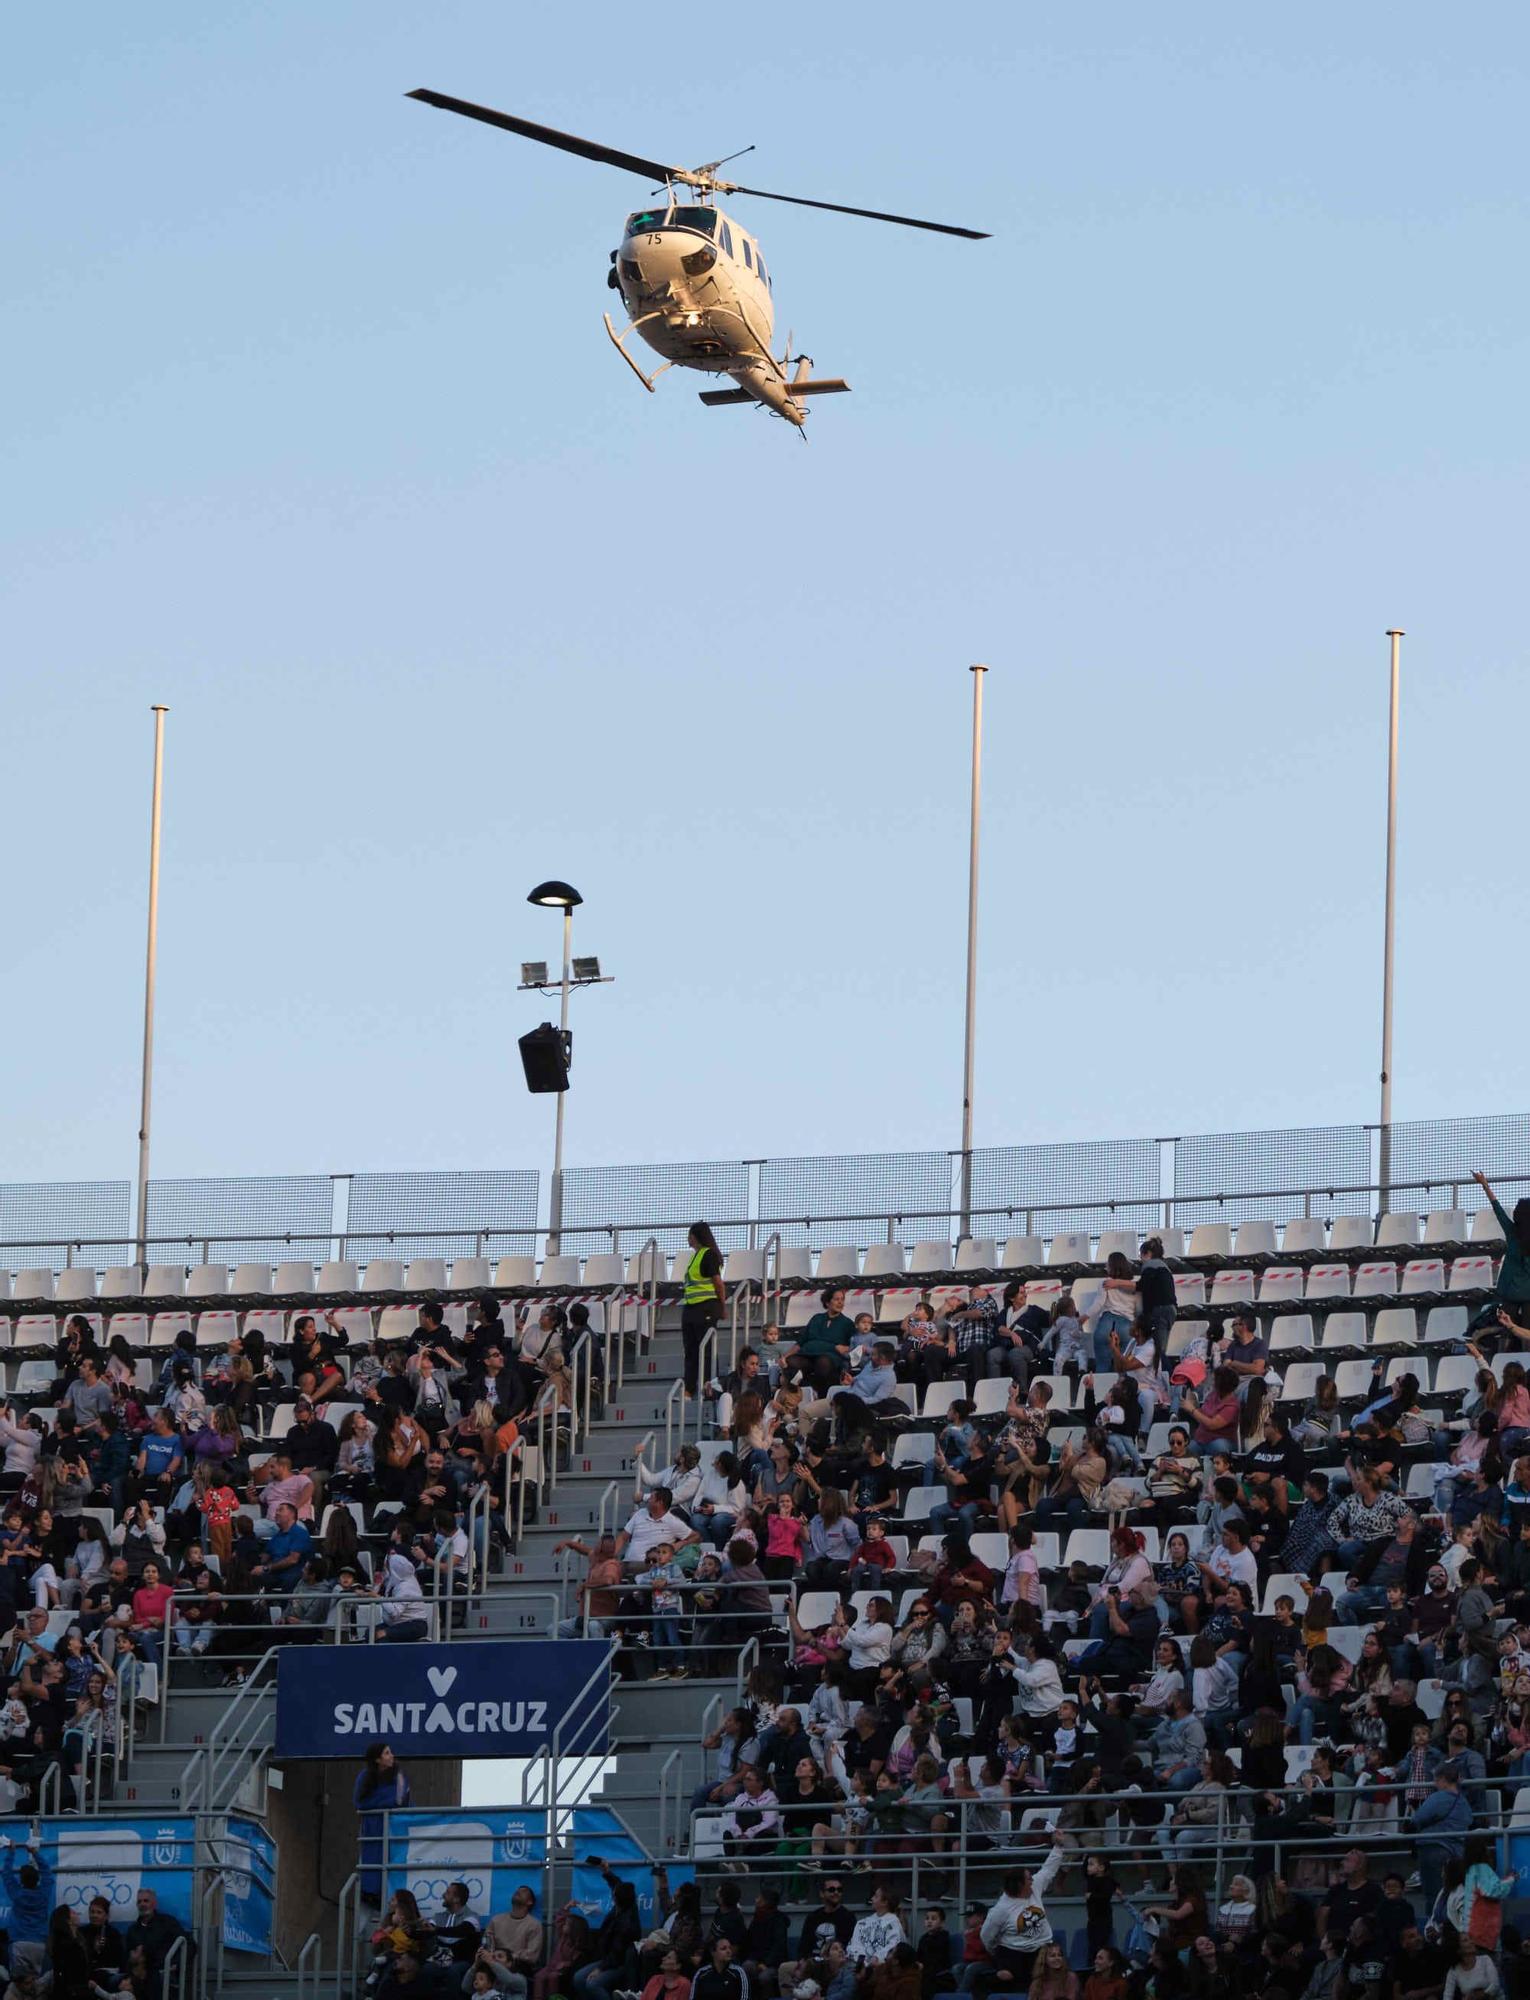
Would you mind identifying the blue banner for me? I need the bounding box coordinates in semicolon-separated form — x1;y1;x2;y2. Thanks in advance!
273;1640;610;1759
0;1821;195;1935
382;1810;548;1923
570;1810;693;1928
222;1817;277;1954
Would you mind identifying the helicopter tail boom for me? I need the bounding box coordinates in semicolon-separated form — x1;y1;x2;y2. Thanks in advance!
699;377;850;407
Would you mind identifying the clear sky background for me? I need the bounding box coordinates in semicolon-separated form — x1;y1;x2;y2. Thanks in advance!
5;5;1528;1198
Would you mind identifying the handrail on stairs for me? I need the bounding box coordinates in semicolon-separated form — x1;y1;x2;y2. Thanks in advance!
179;1646;279;1812
296;1929;323;2000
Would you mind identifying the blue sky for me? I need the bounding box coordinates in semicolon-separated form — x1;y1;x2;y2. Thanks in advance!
5;5;1528;1195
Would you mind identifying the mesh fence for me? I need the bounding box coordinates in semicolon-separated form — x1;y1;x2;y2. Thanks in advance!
759;1152;954;1250
559;1160;752;1259
969;1139;1163;1241
144;1176;336;1267
1387;1114;1530;1212
346;1170;540;1265
0;1182;133;1272
1170;1125;1373;1228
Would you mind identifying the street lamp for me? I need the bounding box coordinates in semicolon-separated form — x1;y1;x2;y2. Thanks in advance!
520;882;612;1253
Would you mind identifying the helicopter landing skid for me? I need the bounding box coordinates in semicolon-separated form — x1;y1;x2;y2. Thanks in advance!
602;312;675;394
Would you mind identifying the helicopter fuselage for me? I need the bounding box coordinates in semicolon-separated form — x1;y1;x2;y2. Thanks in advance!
609;201;811;420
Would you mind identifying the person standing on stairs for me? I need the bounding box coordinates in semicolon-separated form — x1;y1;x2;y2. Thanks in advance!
683;1224;727;1401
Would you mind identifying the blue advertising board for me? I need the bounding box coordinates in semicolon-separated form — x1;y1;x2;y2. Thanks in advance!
273;1639;610;1759
0;1821;195;1935
222;1817;277;1954
569;1810;693;1926
381;1809;548;1922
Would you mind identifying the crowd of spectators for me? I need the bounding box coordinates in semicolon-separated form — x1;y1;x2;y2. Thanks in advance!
0;1293;587;1807
545;1192;1530;2000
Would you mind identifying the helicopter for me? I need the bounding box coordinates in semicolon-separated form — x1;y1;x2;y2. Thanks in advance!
407;91;988;433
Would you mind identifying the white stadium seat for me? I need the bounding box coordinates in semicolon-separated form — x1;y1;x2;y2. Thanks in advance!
1000;1236;1044;1268
13;1316;57;1351
15;1271;55;1302
1353;1262;1398;1298
143;1267;185;1299
1188;1224;1232;1260
908;1240;953;1275
1450;1256;1497;1293
1174;1272;1206;1309
230;1264;273;1293
877;1287;919;1325
1096;1232;1138;1263
317;1261;360;1293
195;1309;239;1350
1434;1354;1481;1399
1401;1258;1445;1295
955;1239;998;1272
1281;1218;1328;1254
581;1255;625;1287
493;1257;537;1287
361;1260;407;1292
814;1247;860;1280
1425;1306;1468;1345
1384;1354;1428;1391
1269;1315;1315;1353
150;1311;193;1348
1371;1308;1418;1349
1234;1221;1277;1258
1334;1359;1375;1400
1155;1229;1186;1259
1424;1210;1469;1246
861;1244;908;1279
55;1270;97;1303
1279;1363;1326;1404
1209;1270;1254;1306
1375;1212;1421;1249
1329;1216;1375;1253
1306;1264;1351;1300
272;1262;314;1293
1048;1233;1092;1266
1258;1268;1305;1304
404;1259;448;1291
108;1313;149;1349
1470;1209;1505;1245
722;1250;766;1286
186;1264;228;1296
101;1268;142;1299
1318;1312;1368;1352
773;1247;814;1284
448;1258;493;1290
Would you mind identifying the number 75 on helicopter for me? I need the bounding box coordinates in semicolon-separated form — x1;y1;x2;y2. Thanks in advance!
407;90;989;434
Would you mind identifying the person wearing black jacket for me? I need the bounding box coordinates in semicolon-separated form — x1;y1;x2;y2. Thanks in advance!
285;1401;340;1507
691;1938;750;2000
125;1888;190;1986
81;1894;127;1988
741;1889;789;1989
572;1877;641;2000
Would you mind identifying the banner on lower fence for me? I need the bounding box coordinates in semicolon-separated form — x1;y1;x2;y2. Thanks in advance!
222;1817;278;1953
0;1821;195;1933
569;1810;694;1928
382;1810;548;1922
273;1639;611;1759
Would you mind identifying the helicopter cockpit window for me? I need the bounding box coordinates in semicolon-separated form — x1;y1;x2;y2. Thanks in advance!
625;210;668;236
670;207;717;236
718;220;734;256
741;238;753;269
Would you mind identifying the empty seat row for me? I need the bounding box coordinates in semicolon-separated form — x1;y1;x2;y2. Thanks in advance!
0;1254;616;1302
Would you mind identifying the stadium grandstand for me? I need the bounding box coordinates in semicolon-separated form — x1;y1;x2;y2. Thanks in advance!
2;1114;1530;2000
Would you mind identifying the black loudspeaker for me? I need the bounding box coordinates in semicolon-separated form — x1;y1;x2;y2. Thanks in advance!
519;1023;572;1093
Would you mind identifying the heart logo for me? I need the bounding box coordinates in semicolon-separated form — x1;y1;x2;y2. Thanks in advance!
427;1666;458;1697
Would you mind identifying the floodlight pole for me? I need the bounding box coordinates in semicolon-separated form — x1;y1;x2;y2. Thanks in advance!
548;906;573;1254
960;664;988;1241
1378;630;1402;1209
135;705;169;1270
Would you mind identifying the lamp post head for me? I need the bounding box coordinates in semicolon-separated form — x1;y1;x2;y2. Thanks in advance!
527;880;583;910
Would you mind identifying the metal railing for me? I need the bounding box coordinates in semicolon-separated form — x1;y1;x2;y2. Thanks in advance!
11;1149;1529;1282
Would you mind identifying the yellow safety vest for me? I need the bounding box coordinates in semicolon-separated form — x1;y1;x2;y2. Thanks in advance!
684;1246;716;1305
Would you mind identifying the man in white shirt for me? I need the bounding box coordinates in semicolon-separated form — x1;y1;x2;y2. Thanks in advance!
979;1840;1066;1984
615;1488;699;1569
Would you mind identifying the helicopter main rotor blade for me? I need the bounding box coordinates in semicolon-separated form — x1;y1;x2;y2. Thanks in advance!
407;91;678;186
727;184;988;239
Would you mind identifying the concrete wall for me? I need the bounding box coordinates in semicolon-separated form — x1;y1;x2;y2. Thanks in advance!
267;1756;462;1964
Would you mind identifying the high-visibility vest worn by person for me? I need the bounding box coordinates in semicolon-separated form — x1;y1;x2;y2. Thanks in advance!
684;1246;717;1307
